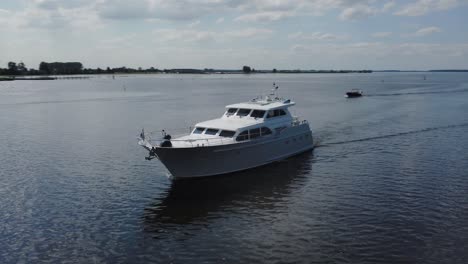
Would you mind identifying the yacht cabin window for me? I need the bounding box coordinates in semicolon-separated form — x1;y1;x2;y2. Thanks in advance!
205;129;219;135
250;128;260;139
261;127;272;136
236;109;251;117
236;127;273;141
193;127;205;134
251;110;266;118
266;109;287;118
236;131;249;141
219;130;236;138
226;108;237;115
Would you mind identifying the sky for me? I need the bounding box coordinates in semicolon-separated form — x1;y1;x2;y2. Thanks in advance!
1;0;468;70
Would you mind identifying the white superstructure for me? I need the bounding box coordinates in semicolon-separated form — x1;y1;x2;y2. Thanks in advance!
138;90;313;179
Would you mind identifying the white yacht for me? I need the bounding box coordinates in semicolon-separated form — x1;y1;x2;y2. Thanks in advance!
138;90;313;179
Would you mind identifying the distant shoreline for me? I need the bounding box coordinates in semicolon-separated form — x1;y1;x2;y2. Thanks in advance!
1;69;375;81
2;61;467;79
374;70;468;72
2;69;468;82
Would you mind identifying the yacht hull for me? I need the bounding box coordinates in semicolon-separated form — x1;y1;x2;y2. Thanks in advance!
153;125;313;179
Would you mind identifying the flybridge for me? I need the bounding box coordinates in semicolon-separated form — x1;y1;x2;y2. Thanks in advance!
226;82;295;110
226;100;295;111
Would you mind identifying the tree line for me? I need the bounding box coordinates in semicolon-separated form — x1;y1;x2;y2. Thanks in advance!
0;61;162;75
1;62;372;76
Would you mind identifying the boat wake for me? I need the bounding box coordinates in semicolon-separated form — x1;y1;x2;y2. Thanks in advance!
365;88;468;97
316;122;468;147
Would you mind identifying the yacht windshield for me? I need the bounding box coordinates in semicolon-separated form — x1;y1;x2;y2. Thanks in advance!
205;129;219;135
236;109;251;117
226;108;237;115
193;127;205;134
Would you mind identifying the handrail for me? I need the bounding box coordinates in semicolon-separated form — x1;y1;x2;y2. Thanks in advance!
144;132;236;148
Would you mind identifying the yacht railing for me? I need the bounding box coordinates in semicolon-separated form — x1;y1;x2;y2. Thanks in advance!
143;130;236;148
292;117;308;126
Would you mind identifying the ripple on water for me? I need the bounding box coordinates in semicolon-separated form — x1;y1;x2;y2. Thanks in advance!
2;74;468;263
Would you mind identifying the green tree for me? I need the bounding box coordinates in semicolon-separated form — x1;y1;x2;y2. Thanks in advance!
242;66;251;73
17;62;27;74
39;62;50;74
8;62;18;75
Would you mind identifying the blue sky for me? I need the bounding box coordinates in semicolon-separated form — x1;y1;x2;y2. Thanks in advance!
1;0;467;70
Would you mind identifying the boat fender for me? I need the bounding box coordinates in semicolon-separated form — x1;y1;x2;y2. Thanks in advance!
160;140;172;147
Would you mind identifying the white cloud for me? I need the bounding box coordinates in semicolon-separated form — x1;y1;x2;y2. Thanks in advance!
1;0;395;30
235;0;338;14
234;11;294;22
397;43;465;57
288;31;348;41
349;42;383;48
413;26;442;36
99;34;138;49
225;28;273;38
33;0;95;9
372;32;393;38
338;1;403;20
153;29;217;43
288;41;468;70
348;42;465;57
395;0;460;16
382;1;396;12
188;20;200;28
235;1;389;22
0;0;103;31
152;27;273;44
94;0;388;23
1;0;466;70
290;44;307;52
339;4;378;20
97;1;151;20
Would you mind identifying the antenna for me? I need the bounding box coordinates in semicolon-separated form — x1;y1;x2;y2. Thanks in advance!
272;82;279;91
270;82;279;97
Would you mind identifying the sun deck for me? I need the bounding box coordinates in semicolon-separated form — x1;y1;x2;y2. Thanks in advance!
195;118;262;131
226;98;295;111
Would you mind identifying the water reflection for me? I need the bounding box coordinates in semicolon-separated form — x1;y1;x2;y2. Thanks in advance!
143;151;313;234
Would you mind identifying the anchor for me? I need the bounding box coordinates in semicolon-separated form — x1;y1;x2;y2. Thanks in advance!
145;147;158;160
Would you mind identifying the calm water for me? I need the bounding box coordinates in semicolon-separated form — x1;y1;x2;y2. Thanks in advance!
1;73;468;263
